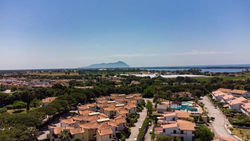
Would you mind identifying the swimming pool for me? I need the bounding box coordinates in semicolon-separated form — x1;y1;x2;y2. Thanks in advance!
171;104;198;111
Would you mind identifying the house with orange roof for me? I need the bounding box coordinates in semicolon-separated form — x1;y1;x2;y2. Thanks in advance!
217;88;232;93
103;106;117;118
231;89;250;98
69;127;85;140
159;120;195;141
97;121;115;141
77;103;96;111
175;110;192;120
212;90;227;101
42;97;57;106
221;94;235;103
124;103;137;114
228;97;248;110
241;102;250;115
162;112;177;121
60;118;77;127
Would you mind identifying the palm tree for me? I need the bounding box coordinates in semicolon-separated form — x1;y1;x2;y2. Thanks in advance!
59;130;71;141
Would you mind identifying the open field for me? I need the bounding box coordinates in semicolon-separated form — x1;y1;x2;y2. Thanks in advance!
231;128;250;141
194;77;211;82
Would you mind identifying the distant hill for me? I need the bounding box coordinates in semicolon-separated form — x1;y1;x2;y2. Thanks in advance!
84;61;129;69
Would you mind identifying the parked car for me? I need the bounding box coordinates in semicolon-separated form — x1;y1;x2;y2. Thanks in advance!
134;138;137;141
149;122;152;126
149;129;153;134
211;117;215;121
139;127;141;131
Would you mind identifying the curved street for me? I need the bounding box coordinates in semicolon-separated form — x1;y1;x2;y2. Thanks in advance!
201;96;239;140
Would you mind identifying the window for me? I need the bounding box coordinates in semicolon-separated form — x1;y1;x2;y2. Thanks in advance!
173;130;176;134
181;131;184;134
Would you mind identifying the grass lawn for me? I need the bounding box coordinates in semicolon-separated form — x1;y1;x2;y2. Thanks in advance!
193;77;211;82
231;128;250;141
220;76;248;80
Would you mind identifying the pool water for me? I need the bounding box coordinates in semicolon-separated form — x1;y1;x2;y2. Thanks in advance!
171;104;198;111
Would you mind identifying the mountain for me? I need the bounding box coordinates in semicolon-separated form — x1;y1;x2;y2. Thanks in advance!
84;61;129;69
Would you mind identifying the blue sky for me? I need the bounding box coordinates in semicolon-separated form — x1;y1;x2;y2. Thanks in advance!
0;0;250;69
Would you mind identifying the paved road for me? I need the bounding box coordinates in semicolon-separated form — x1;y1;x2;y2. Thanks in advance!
127;107;147;141
201;96;238;140
144;99;154;141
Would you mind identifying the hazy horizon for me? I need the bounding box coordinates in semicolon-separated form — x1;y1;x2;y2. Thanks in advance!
1;0;250;69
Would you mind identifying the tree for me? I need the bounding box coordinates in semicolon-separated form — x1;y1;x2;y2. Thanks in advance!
195;125;214;141
59;130;71;141
13;101;27;109
146;100;153;116
20;89;34;112
142;86;156;98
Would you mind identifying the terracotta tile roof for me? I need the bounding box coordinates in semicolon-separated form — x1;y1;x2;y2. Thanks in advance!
228;97;247;105
125;103;136;109
79;110;92;116
241;102;250;112
69;127;85;135
98;123;113;136
231;89;247;95
104;107;116;111
77;103;95;111
177;120;195;131
60;118;76;124
175;110;191;119
217;136;237;141
79;121;99;129
218;88;232;93
161;101;170;105
154;127;163;134
117;109;129;115
222;94;234;100
49;126;74;135
213;91;227;97
161;123;178;129
42;97;56;103
163;112;176;117
72;115;85;121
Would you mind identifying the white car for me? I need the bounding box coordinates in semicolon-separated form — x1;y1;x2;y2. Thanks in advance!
134;138;137;141
149;129;153;134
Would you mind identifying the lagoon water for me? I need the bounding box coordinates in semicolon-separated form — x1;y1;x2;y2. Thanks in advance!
129;74;208;78
144;68;246;73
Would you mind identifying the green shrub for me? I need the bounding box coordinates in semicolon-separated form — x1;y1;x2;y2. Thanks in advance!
13;101;27;109
0;107;7;114
137;117;149;141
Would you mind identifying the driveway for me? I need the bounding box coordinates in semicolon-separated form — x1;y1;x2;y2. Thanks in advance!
201;96;239;140
127;107;147;141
